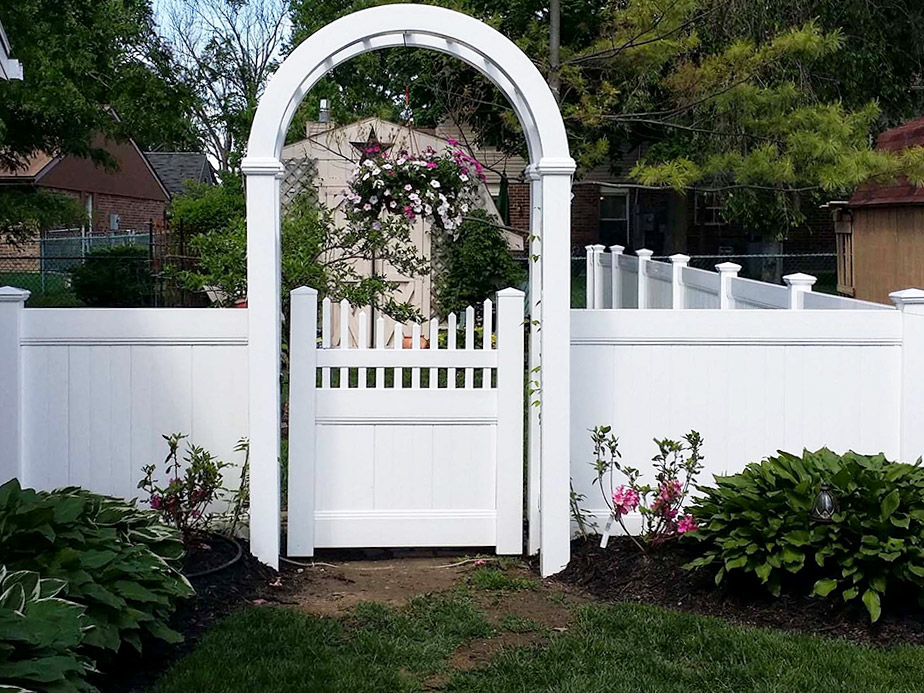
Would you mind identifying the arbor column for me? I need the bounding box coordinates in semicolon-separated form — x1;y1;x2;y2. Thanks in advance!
526;164;542;556
242;156;285;569
537;156;575;577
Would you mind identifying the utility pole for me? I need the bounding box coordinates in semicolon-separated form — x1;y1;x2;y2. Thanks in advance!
549;0;561;103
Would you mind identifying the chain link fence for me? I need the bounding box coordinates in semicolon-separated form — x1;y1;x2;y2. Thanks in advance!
0;227;208;307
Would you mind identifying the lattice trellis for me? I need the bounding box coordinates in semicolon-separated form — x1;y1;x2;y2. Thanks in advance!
281;157;320;211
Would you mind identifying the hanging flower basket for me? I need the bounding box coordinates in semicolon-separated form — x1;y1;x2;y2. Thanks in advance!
344;140;487;237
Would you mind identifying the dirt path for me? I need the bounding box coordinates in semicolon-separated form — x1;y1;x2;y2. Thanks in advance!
278;551;588;688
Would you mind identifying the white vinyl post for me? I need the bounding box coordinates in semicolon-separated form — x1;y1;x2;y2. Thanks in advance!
495;288;525;554
890;289;924;462
286;287;318;556
636;249;653;310
784;273;817;310
591;244;605;309
584;245;595;309
670;254;690;310
525;165;542;555
609;245;624;309
242;157;284;569
538;158;575;577
0;287;29;485
716;262;741;310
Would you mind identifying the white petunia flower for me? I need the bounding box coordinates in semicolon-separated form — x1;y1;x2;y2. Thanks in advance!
430;180;441;188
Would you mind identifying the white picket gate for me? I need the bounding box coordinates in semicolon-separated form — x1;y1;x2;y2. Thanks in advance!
286;286;525;556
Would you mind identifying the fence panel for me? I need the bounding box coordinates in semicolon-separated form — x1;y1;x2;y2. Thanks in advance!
18;308;249;498
570;308;905;533
286;287;525;556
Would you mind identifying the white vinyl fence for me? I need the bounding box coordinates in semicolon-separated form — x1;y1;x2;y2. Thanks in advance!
583;244;891;311
286;286;525;556
570;248;924;535
0;288;249;499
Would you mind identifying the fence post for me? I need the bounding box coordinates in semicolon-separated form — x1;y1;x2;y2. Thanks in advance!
637;249;653;309
609;245;624;309
287;286;318;557
495;287;525;554
890;289;924;462
0;287;29;485
670;254;690;310
584;245;594;308
783;273;817;310
591;244;605;308
716;262;741;310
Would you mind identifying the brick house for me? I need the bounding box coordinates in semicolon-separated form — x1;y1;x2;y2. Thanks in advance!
0;133;171;235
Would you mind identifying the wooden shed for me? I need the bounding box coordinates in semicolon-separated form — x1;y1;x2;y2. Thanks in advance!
835;117;924;303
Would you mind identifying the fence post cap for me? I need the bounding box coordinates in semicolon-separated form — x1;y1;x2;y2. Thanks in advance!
0;286;31;303
783;272;817;288
715;262;742;274
889;288;924;307
290;286;318;296
590;244;606;252
608;245;625;254
670;253;691;264
636;248;654;258
496;287;525;298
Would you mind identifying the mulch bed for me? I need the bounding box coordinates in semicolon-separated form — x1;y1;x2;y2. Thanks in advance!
556;536;924;647
99;538;308;693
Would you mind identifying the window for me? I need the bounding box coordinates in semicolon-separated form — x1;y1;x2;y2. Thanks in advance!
694;191;724;227
599;190;629;247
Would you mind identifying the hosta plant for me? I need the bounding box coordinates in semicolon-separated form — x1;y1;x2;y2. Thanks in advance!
0;479;194;659
686;449;924;622
0;565;96;693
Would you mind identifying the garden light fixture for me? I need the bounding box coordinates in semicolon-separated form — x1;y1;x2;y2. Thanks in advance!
810;482;838;523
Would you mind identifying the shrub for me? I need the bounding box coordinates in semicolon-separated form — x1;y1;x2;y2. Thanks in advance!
69;244;154;307
0;479;194;658
434;209;526;317
686;449;924;621
0;565;96;692
139;433;231;544
588;426;704;551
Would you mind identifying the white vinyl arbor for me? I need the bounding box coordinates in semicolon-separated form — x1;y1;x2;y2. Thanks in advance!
242;4;575;577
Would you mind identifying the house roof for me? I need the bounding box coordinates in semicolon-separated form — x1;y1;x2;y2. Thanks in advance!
849;116;924;207
144;152;216;198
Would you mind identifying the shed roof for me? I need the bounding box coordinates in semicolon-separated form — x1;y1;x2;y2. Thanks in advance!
849;116;924;207
144;152;216;198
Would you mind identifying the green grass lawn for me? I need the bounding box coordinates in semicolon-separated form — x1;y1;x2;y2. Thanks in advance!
153;594;924;693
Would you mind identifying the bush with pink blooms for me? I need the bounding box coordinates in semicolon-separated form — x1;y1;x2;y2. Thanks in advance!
588;426;704;552
138;433;231;545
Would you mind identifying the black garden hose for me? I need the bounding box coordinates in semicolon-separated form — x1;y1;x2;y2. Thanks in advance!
186;534;243;578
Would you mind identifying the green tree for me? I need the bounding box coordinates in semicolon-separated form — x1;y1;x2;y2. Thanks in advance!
172;186;428;320
0;0;199;169
435;210;526;316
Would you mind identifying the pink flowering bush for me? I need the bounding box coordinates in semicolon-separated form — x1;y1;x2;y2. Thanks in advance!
590;426;704;552
345;141;486;237
138;433;230;545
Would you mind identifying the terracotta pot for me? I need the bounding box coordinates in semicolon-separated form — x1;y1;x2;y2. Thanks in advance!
402;334;430;349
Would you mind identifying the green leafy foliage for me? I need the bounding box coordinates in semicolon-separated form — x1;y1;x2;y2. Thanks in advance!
0;188;85;245
0;565;97;693
434;209;526;317
686;449;924;622
172;187;426;322
69;245;154;307
0;479;194;660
